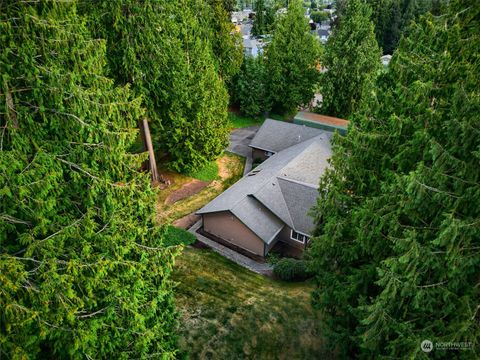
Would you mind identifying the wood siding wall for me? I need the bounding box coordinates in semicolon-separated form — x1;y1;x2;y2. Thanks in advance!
277;226;306;250
203;212;265;256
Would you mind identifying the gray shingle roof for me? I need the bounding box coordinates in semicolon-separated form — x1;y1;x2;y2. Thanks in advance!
231;197;284;245
249;119;325;153
198;124;332;243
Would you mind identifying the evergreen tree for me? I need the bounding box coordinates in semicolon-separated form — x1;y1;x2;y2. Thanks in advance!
265;0;321;114
202;0;244;83
310;0;480;357
232;56;269;117
368;0;447;54
252;0;270;36
81;0;229;172
320;0;381;119
0;1;178;358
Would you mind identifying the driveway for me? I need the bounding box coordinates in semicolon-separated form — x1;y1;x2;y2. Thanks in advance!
227;125;260;175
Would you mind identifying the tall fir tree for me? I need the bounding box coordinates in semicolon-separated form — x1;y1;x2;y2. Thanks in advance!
320;0;381;119
252;0;269;36
80;0;229;172
201;0;244;83
310;0;480;357
266;0;321;115
0;1;179;358
232;56;268;117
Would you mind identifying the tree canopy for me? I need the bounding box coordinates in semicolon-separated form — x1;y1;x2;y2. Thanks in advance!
0;1;179;358
320;0;381;119
265;0;321;114
368;0;447;54
310;0;480;357
80;0;229;172
232;56;269;117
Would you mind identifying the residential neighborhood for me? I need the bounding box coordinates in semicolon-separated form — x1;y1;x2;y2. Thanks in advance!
2;0;477;359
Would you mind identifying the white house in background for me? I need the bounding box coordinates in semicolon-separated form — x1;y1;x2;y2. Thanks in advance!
381;54;392;66
243;37;264;58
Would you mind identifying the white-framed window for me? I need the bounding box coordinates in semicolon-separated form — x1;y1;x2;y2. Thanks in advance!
290;230;310;244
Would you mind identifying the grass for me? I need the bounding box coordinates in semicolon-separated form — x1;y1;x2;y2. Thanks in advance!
186;161;219;182
156;152;245;223
173;248;328;359
163;225;196;247
228;112;265;129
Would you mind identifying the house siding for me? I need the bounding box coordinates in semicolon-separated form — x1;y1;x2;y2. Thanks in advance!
202;211;265;256
277;226;307;250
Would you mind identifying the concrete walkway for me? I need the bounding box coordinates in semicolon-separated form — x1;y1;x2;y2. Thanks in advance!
188;220;273;275
227;126;260;176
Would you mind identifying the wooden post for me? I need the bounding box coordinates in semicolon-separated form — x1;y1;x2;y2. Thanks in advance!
140;118;159;183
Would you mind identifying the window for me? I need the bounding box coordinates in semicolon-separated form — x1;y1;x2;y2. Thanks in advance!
290;230;310;244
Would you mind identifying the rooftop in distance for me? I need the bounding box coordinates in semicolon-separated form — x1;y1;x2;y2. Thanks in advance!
294;111;349;135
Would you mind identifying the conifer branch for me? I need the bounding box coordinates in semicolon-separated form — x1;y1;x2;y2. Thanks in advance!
0;215;32;226
75;307;108;319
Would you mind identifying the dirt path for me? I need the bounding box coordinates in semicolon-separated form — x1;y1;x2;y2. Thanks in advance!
165;180;210;204
156;153;244;224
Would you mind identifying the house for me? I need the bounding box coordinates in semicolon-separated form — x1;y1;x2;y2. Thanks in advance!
381;54;392;66
318;28;330;43
243;38;264;58
196;120;333;260
249;119;325;161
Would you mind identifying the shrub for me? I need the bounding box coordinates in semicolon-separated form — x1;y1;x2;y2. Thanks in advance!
266;252;281;265
164;226;197;247
273;258;313;281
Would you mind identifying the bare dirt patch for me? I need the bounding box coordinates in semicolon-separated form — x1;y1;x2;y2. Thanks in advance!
165;180;210;204
156;153;245;224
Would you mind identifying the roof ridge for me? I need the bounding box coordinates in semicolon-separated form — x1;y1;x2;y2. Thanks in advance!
276;176;319;189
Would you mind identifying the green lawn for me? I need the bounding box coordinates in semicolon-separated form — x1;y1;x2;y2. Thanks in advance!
186;161;220;182
228;112;265;129
173;248;328;359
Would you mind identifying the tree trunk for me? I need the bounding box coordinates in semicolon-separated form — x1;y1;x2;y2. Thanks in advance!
139;118;159;183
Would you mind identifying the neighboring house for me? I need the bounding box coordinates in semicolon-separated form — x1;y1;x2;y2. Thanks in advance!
249;119;325;161
197;120;333;260
381;54;392;67
243;37;264;58
318;28;330;43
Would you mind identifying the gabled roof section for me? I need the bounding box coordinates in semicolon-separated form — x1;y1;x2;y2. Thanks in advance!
231;197;284;245
278;178;319;234
249;119;325;153
277;139;331;185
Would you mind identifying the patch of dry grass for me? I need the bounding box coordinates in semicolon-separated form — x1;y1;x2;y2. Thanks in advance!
156;152;244;223
173;248;328;359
